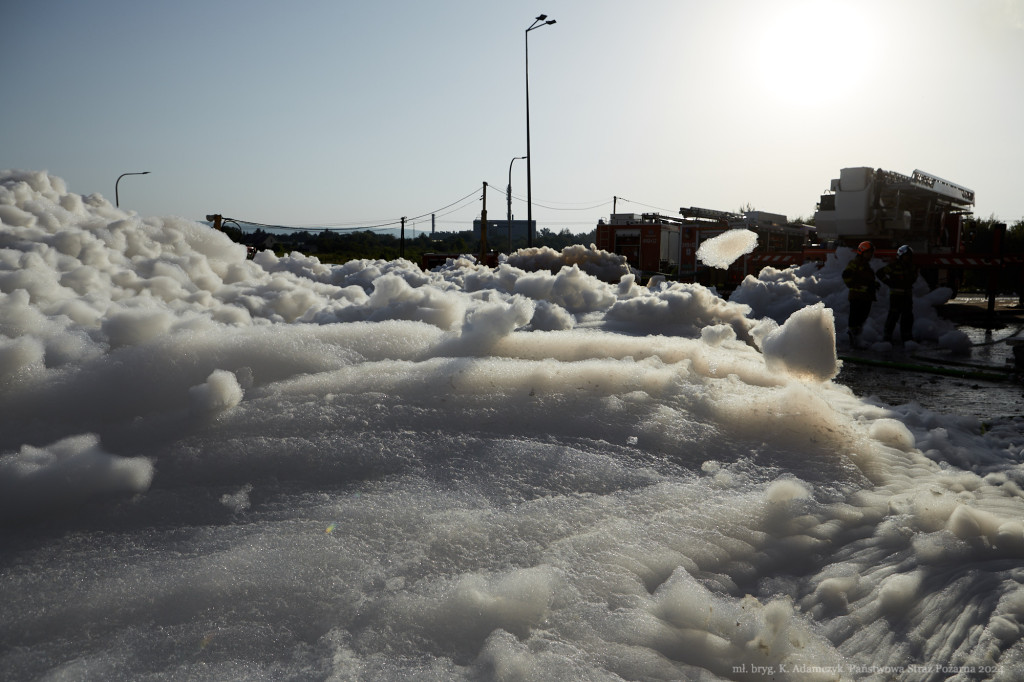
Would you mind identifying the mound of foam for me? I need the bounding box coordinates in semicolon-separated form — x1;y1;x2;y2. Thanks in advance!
0;434;153;521
760;302;839;381
505;244;630;282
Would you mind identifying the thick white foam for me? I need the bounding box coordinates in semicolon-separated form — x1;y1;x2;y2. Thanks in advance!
2;171;1022;680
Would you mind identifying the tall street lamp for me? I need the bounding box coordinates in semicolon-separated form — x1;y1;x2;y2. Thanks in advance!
507;155;527;252
525;13;555;248
115;171;150;208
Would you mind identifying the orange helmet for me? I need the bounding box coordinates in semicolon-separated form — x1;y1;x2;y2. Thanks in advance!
857;241;874;255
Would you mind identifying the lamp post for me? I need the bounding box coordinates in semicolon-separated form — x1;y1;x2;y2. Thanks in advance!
115;171;150;207
525;13;555;248
507;155;527;252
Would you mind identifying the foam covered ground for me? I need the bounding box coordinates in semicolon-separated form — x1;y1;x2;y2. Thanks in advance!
2;170;1023;680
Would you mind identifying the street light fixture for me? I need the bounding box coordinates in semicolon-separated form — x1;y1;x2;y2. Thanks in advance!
507;155;527;252
525;13;555;248
115;171;150;208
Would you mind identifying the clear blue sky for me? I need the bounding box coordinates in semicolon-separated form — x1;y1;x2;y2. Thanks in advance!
5;0;1022;233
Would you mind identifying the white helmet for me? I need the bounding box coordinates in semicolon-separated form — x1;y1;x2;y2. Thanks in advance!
897;245;913;258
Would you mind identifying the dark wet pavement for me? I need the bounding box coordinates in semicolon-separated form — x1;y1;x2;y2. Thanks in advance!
834;296;1024;421
835;358;1022;421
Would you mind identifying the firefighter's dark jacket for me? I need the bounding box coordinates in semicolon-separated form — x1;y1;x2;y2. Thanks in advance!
843;256;879;302
877;261;918;299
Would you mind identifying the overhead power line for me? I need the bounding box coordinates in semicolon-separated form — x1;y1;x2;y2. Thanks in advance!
533;199;612;212
224;187;482;232
407;187;482;222
221;186;668;233
615;197;677;214
486;185;672;214
485;183;612;212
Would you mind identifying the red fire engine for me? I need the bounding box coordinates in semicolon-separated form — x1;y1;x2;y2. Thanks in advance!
594;207;810;288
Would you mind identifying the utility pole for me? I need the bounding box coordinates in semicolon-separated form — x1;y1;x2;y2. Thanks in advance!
400;216;406;259
988;222;1006;319
479;182;488;262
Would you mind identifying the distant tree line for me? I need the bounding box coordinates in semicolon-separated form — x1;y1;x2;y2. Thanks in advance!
958;216;1024;292
218;224;596;266
961;216;1024;253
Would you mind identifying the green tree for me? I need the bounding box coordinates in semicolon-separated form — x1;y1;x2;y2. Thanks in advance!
960;215;1023;293
218;224;601;268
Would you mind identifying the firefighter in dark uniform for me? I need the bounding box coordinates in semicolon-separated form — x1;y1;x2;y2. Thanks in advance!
877;244;918;343
842;241;878;348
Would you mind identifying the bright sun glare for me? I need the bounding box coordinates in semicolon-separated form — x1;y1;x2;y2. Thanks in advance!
755;1;876;104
